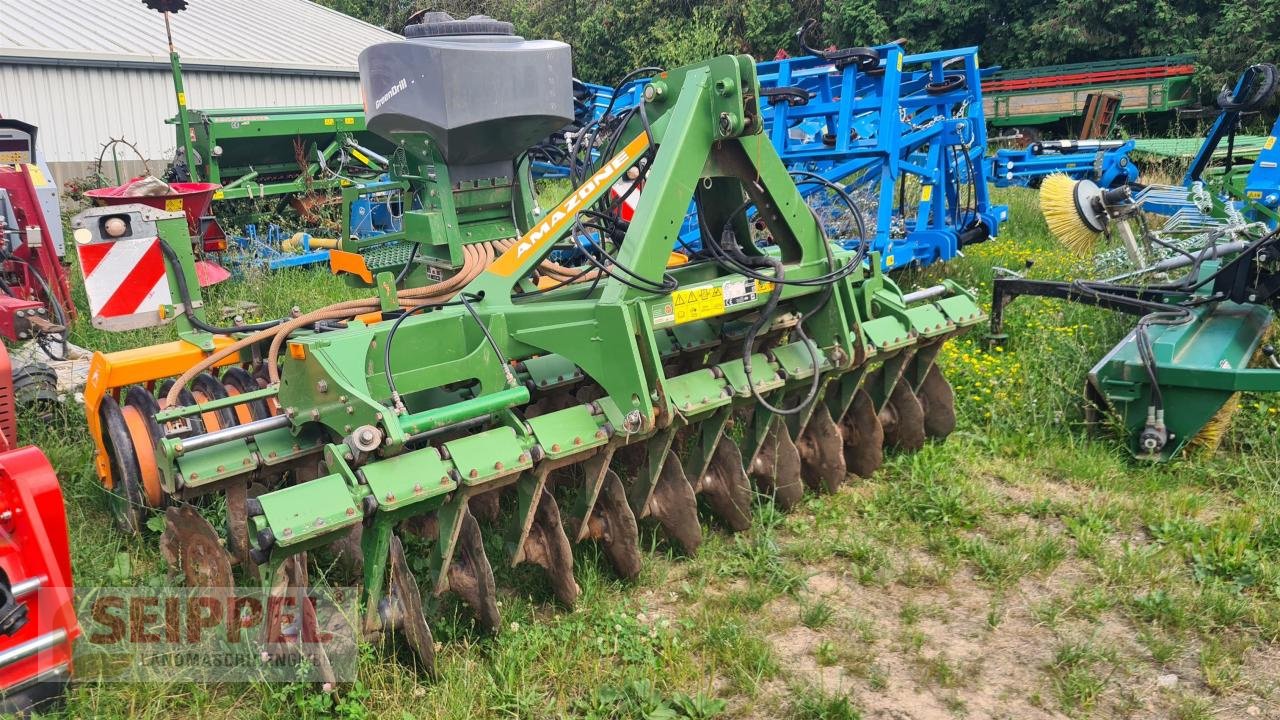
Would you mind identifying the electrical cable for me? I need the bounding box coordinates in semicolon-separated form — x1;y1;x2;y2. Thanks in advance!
157;240;286;333
21;261;69;360
705;196;861;287
395;241;419;286
788;169;868;248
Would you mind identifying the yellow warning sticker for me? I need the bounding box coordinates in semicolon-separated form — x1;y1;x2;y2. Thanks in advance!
1267;136;1277;150
324;118;336;126
344;117;356;125
673;285;724;324
920;185;933;201
1248;191;1263;199
177;92;186;107
213;191;225;200
165;198;184;212
25;164;47;187
657;278;777;326
0;152;23;164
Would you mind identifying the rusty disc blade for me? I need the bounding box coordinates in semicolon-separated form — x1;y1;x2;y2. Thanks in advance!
522;488;580;607
385;533;436;676
840;388;884;478
880;379;926;452
647;449;701;555
224;481;254;570
468;490;502;524
447;506;501;633
796;403;847;494
699;435;753;532
917;364;957;439
328;523;365;576
260;553;337;686
524;390;577;419
587;469;642;580
749;422;805;509
161;505;233;589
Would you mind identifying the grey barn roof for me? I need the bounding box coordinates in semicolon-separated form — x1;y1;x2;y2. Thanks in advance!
0;0;402;75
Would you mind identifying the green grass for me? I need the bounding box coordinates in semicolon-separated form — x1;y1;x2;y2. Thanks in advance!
23;185;1280;718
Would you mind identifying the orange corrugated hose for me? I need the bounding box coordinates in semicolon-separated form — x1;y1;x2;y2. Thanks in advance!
163;242;496;407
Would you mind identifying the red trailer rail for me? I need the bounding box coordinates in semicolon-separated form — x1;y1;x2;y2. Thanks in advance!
983;55;1197;128
984;62;1196;93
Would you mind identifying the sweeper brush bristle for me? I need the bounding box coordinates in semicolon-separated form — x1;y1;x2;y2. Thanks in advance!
1188;393;1239;456
1187;325;1277;456
1039;174;1103;255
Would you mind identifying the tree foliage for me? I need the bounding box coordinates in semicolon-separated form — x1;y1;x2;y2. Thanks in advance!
317;0;1270;97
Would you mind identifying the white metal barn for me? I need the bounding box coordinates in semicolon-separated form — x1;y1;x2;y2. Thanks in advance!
0;0;399;184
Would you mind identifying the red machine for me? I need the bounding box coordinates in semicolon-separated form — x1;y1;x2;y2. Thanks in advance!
84;178;226;254
0;120;76;359
84;178;230;287
0;343;78;713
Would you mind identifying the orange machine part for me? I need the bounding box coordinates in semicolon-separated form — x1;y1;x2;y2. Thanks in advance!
119;405;163;507
223;385;255;425
85;337;240;490
328;249;373;285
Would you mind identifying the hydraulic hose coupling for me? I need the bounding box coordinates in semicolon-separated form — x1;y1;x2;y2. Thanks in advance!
1139;407;1168;454
1263;344;1279;369
1101;186;1132;208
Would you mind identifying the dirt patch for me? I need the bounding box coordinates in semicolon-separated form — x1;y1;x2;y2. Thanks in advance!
750;537;1265;719
788;568;1066;720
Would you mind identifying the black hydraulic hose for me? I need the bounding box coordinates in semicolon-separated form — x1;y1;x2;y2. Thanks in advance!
568;217;678;293
1177;227;1279;293
1066;278;1198;414
602;66;664;120
458;292;515;387
788;169;868;253
156;240;286;334
740;261;830;417
1133;310;1195;413
708;197;860;287
382;292;512;412
395;241;419;286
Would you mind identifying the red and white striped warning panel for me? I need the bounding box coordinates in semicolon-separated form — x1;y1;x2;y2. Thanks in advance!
611;178;641;222
76;236;172;331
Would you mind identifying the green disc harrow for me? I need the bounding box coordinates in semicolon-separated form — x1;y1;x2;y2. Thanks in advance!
84;52;985;678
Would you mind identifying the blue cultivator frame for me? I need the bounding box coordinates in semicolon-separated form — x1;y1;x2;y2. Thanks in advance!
362;41;1008;274
531;80;649;179
589;44;1008;271
226;225;330;273
1134;63;1280;228
989;139;1138;189
745;44;1007;269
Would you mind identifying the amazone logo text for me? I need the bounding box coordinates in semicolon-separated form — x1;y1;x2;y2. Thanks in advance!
512;139;646;260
